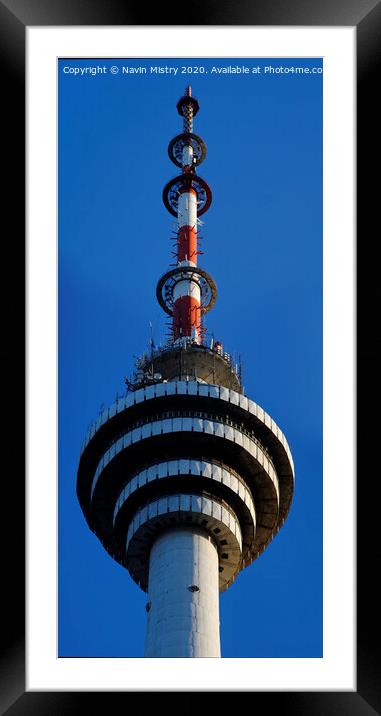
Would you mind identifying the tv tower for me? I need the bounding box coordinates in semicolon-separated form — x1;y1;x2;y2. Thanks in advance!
77;86;294;658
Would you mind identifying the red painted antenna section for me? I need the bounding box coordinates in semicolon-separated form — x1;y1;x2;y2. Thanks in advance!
174;87;200;340
159;88;215;345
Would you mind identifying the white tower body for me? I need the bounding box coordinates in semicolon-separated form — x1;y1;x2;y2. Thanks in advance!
144;527;220;657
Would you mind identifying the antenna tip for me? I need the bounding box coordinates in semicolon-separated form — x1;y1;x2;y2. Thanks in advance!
185;85;192;97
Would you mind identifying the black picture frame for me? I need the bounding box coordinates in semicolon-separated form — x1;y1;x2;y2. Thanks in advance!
1;1;378;713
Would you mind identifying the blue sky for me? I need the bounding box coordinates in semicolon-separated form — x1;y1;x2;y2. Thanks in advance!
58;56;322;658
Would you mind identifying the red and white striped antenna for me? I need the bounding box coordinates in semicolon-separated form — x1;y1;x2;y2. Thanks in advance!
157;87;216;345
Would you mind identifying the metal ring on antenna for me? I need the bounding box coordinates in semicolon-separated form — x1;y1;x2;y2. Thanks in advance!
168;133;207;168
162;174;212;217
156;266;217;316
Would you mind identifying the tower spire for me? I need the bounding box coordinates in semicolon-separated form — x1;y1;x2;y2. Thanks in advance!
158;87;215;346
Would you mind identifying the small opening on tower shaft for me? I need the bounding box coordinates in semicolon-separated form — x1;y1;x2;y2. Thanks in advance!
187;585;200;593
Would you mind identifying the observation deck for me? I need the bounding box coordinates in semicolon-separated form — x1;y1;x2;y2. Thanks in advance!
77;379;294;592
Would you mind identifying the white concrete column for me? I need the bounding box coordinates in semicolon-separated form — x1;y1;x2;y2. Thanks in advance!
144;527;221;657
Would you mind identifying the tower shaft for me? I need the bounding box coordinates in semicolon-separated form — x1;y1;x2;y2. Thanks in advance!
144;527;220;657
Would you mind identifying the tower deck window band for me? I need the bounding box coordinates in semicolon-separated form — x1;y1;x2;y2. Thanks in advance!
76;86;295;658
